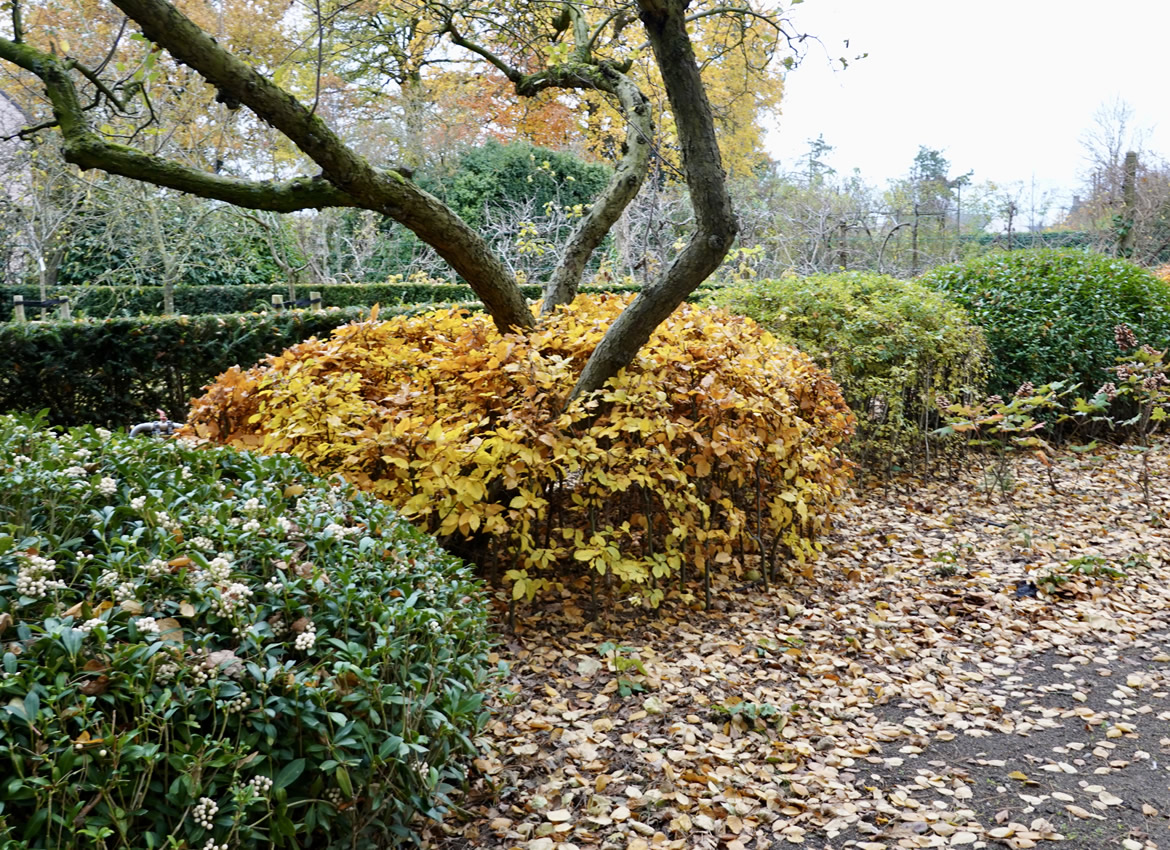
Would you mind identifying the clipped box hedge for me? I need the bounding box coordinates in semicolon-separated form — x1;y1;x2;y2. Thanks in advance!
0;283;478;322
0;282;654;322
920;249;1170;396
0;307;393;429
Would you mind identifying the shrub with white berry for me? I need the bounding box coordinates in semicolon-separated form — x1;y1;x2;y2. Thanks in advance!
0;414;492;849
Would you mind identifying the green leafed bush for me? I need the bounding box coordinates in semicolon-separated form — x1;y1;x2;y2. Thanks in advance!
0;415;491;849
919;249;1170;397
0;281;472;322
708;272;989;472
0;307;384;428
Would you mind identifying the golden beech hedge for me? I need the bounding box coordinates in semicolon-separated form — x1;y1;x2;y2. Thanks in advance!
186;295;855;608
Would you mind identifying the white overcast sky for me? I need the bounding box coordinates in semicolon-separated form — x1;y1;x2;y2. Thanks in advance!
767;0;1170;216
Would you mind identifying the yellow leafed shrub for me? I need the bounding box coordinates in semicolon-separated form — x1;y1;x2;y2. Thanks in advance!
186;295;854;608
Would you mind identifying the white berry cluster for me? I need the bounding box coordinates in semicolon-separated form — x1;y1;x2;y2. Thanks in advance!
201;840;227;850
324;787;344;805
241;519;261;533
134;617;161;635
76;617;105;634
15;553;66;599
97;476;118;497
143;558;168;578
191;660;218;687
113;580;137;603
155;511;182;533
192;797;218;829
95;427;112;440
130;495;147;511
191;536;214;551
63;465;87;478
211;582;253;617
293;622;317;651
154;659;181;682
219;694;249;715
268;615;289;637
248;775;274;795
205;556;233;584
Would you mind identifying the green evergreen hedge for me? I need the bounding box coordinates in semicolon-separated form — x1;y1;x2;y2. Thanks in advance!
0;307;394;429
708;272;988;473
0;282;651;322
920;249;1170;396
0;283;479;322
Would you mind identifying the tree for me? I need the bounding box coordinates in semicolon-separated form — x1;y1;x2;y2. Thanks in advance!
0;136;89;295
0;0;801;398
1062;99;1170;263
803;134;835;185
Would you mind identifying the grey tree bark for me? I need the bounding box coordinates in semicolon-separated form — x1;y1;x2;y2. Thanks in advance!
570;0;738;399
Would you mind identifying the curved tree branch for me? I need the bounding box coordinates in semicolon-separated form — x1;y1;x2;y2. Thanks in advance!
541;64;652;314
570;0;738;400
0;37;360;210
443;15;651;314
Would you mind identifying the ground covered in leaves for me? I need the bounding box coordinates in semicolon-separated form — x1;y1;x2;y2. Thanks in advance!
426;443;1170;850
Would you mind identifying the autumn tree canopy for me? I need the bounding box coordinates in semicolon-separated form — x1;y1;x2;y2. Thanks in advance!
0;0;798;396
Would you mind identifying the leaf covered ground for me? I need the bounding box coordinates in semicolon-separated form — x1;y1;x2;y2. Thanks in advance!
425;443;1170;850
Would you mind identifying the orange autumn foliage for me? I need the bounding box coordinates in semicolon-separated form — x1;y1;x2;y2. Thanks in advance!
186;295;854;607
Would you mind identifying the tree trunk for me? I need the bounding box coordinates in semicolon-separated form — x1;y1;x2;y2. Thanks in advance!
1120;150;1138;258
570;0;737;399
542;68;652;314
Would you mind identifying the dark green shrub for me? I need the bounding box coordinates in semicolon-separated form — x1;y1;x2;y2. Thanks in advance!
709;272;988;472
0;282;469;321
0;308;376;428
0;280;659;322
0;415;491;849
439;140;611;228
919;249;1170;396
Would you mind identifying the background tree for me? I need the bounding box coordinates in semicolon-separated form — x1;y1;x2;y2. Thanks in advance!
1061;99;1170;263
0;0;800;396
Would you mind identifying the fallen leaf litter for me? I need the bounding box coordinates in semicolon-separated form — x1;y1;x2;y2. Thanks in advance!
424;443;1170;850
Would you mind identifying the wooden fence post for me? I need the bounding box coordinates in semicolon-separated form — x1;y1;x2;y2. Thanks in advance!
310;291;322;311
271;294;284;310
13;295;25;323
58;298;71;320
